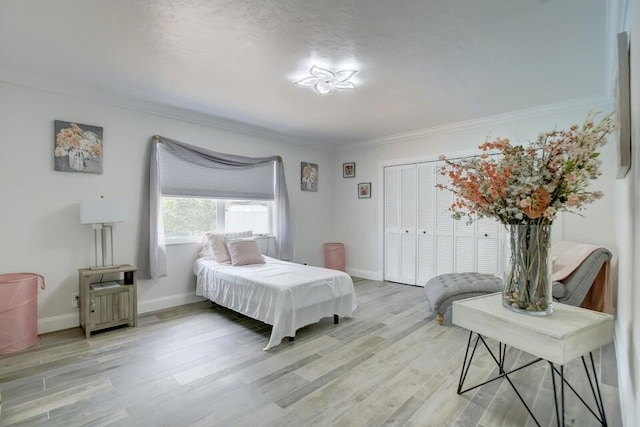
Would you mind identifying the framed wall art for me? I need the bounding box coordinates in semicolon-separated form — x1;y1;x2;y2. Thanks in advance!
301;162;318;192
358;182;371;199
615;32;631;179
54;120;103;174
343;162;355;178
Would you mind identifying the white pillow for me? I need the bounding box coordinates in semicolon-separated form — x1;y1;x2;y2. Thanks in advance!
199;232;217;259
199;231;253;262
227;240;266;266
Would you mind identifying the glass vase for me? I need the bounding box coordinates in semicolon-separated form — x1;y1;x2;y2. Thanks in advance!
68;148;87;171
502;223;553;315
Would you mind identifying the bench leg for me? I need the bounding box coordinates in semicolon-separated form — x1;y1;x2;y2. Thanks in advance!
334;314;339;325
437;313;444;326
289;337;294;342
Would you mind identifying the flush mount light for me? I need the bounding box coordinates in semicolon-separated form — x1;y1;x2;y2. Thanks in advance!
294;65;358;95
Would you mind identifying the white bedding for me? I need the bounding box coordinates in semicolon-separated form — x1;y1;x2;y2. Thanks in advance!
193;257;357;350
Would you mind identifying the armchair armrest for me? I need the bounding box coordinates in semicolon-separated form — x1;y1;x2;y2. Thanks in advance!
551;248;611;307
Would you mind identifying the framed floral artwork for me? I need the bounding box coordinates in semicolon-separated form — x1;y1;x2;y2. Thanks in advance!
301;162;318;192
358;182;371;198
343;162;355;178
54;120;103;174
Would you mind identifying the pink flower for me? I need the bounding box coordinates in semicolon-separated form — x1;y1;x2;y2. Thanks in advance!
436;112;613;224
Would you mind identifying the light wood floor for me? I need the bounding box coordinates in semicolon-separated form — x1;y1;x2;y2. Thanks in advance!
0;279;621;426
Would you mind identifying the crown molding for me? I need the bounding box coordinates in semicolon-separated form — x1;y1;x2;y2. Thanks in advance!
339;95;613;152
0;65;613;156
0;65;335;152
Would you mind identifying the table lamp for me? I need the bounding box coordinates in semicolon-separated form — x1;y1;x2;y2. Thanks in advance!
80;196;127;269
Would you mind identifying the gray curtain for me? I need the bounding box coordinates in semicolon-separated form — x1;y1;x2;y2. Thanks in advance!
138;135;292;279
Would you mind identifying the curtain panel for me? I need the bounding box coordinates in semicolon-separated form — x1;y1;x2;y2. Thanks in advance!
138;135;292;279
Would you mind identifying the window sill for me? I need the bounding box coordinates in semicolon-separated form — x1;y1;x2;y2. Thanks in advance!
165;234;274;246
165;238;201;246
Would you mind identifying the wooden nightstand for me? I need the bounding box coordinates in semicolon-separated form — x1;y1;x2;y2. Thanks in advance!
78;264;137;338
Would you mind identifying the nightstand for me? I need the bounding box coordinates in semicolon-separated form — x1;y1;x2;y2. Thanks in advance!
78;264;137;338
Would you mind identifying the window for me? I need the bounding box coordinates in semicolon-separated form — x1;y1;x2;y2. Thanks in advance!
162;197;272;242
224;200;271;234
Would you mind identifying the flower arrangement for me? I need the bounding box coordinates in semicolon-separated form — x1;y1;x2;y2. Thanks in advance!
437;112;614;315
437;112;614;225
54;123;103;170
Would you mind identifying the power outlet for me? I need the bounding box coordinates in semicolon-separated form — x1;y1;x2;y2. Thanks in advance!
71;293;79;308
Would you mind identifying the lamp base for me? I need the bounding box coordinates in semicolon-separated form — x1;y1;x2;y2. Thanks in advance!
90;224;120;271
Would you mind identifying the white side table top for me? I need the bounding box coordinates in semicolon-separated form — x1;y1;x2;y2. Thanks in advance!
452;293;614;365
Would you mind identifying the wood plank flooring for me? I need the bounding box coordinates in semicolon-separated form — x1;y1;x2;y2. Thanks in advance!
0;279;621;426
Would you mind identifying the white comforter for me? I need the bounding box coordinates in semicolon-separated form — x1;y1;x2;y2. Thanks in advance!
193;257;357;350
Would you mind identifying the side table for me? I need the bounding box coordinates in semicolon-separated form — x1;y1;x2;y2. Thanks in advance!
78;264;138;338
453;293;613;426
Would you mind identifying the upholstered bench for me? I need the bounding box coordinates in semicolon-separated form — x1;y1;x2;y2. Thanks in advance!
424;272;502;325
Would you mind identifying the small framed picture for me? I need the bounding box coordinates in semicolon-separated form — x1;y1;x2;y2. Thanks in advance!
301;162;318;192
343;162;355;178
358;182;371;199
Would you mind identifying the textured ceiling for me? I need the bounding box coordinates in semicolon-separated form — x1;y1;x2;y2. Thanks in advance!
0;0;607;147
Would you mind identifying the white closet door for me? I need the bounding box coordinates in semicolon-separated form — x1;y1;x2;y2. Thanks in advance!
453;213;474;272
384;166;400;282
417;163;435;286
476;218;500;274
384;159;504;285
399;165;417;284
434;161;454;275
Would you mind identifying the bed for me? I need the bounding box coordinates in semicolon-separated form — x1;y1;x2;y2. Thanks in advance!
193;256;357;350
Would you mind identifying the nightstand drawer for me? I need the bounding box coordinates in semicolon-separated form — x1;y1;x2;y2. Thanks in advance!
89;286;134;330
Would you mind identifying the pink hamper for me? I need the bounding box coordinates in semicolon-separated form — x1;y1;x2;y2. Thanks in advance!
0;273;44;355
324;243;345;271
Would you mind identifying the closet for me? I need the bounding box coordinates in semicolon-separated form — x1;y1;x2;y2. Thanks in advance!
384;161;502;286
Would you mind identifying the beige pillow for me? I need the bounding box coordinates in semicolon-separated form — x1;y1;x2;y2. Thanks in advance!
200;231;253;263
227;240;266;266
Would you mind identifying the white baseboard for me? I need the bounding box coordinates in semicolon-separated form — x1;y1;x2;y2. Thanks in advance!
346;268;381;281
138;292;205;314
39;313;78;334
37;292;206;334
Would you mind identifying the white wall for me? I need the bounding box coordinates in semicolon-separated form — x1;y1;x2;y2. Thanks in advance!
0;81;335;333
334;106;617;280
613;0;639;425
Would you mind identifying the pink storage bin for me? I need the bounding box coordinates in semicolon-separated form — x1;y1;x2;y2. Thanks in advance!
0;273;44;355
324;243;345;271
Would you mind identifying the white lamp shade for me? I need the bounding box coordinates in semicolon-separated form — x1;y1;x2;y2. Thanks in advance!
80;198;127;224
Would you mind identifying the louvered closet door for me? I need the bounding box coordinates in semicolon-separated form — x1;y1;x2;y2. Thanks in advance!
476;218;500;274
454;218;475;273
398;165;417;284
434;161;454;275
383;164;417;285
384;166;400;282
416;163;435;286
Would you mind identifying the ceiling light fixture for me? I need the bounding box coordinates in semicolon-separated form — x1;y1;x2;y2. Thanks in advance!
294;65;358;95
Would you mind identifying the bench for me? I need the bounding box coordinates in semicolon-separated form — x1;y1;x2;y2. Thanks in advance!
424;272;502;325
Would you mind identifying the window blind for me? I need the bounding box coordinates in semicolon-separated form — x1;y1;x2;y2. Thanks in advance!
158;144;275;200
